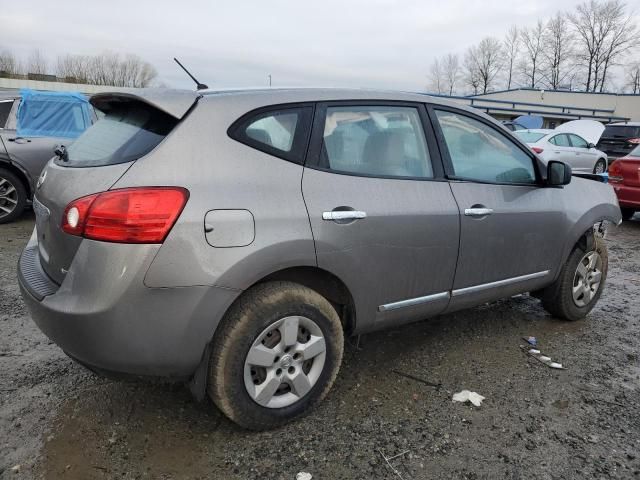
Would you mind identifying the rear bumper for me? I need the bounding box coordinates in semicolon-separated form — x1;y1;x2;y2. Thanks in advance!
612;184;640;208
18;231;240;378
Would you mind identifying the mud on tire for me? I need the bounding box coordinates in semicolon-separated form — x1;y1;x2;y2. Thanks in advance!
207;281;344;430
541;236;608;321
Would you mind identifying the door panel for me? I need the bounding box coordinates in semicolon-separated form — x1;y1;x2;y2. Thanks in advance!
447;182;567;310
431;107;566;310
302;102;459;333
303;170;459;331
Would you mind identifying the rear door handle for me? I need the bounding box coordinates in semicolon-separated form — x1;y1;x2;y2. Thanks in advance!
322;210;367;221
464;207;493;217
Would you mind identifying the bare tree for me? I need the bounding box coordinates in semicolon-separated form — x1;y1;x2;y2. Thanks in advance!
0;49;20;75
503;26;520;89
464;37;502;94
625;61;640;93
596;1;639;91
26;49;48;75
542;13;575;89
443;53;461;95
427;57;444;94
56;52;157;87
568;0;638;92
519;20;545;88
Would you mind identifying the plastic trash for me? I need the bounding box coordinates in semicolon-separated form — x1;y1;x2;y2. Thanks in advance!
452;390;485;407
296;473;312;480
523;336;538;347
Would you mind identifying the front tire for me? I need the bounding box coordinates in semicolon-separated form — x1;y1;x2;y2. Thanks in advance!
593;158;607;174
541;237;608;321
0;168;27;224
207;281;344;430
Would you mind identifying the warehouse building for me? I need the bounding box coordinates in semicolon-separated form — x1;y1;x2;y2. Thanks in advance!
439;87;640;127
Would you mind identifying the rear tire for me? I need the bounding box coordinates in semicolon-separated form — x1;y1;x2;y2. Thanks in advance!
541;237;608;321
621;207;636;221
593;158;607;174
207;281;344;430
0;168;27;224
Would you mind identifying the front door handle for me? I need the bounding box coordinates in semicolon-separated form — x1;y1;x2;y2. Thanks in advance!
464;207;493;217
322;210;367;221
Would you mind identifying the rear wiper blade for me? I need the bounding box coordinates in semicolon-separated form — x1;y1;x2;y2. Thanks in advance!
54;144;68;162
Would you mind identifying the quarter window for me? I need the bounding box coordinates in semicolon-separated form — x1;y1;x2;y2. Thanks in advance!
435;110;536;184
229;106;312;164
320;106;433;178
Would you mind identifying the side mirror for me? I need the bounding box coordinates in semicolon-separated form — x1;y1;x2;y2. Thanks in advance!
547;160;572;186
588;142;596;149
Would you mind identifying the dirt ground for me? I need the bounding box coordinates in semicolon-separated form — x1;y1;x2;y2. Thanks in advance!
1;212;639;480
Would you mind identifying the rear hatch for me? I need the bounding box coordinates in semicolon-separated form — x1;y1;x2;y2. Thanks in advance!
33;89;199;285
597;125;640;158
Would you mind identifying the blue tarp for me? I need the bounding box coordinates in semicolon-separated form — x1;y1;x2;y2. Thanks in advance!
16;89;92;139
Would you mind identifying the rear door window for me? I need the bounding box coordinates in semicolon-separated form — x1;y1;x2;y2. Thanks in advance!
318;105;433;178
550;134;570;147
229;106;313;164
61;100;177;168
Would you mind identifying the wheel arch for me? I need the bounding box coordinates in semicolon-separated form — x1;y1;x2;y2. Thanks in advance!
0;158;32;199
190;264;356;402
255;266;357;335
557;204;620;281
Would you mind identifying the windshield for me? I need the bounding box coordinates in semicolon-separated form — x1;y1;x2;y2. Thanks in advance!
61;99;177;167
602;125;640;138
513;131;546;143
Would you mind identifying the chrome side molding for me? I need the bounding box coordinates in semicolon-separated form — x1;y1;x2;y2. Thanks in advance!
378;291;450;312
377;270;551;312
451;270;550;297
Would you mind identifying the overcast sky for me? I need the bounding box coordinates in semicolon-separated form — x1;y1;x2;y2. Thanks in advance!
3;0;640;91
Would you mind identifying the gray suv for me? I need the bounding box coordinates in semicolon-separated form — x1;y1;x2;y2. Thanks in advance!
18;88;621;430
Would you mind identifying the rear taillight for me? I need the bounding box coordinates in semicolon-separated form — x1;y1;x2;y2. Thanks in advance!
531;147;544;154
628;138;640;145
62;187;189;243
608;161;624;183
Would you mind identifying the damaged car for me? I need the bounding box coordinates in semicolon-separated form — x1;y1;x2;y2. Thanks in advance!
18;88;621;430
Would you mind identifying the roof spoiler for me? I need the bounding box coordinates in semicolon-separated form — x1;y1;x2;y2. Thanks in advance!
90;89;201;119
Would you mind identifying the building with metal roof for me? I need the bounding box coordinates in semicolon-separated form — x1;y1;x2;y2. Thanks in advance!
437;87;639;128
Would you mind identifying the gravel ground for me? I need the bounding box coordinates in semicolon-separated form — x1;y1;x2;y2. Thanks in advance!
1;213;639;479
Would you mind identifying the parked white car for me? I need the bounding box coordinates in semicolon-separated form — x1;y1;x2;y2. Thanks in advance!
513;121;608;174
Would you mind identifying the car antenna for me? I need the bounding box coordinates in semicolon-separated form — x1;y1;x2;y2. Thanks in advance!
173;57;209;91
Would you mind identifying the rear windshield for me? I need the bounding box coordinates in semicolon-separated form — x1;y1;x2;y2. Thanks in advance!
602;125;640;139
59;99;177;167
513;131;546;143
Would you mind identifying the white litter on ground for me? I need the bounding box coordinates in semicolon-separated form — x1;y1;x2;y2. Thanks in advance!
296;472;312;480
452;390;485;407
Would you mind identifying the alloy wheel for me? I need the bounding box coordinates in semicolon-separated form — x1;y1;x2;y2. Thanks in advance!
572;250;603;307
244;316;326;409
0;176;18;219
